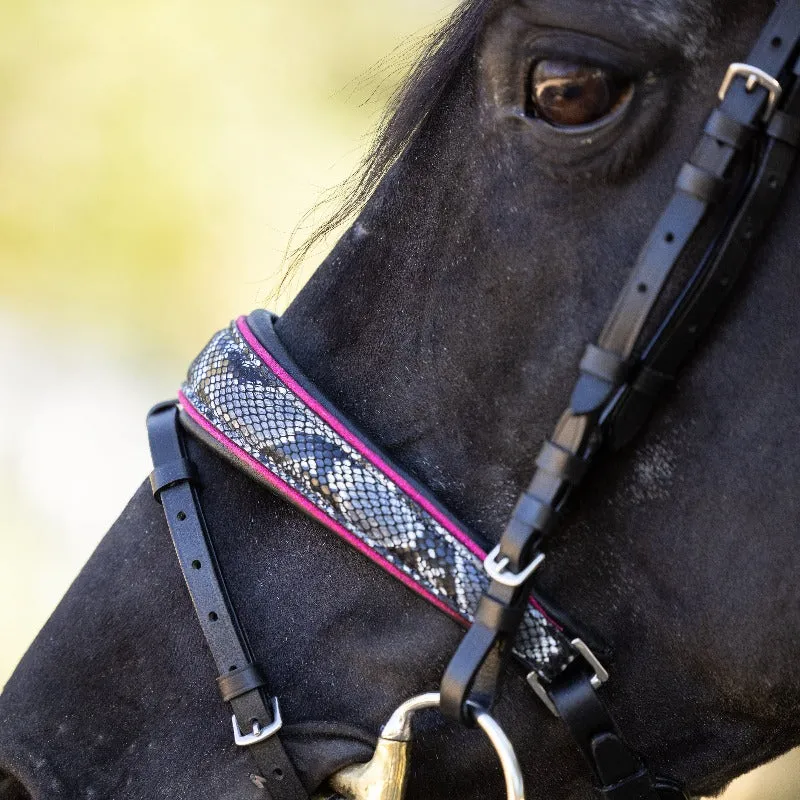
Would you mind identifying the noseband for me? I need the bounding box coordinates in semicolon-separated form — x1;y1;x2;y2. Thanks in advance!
146;3;800;798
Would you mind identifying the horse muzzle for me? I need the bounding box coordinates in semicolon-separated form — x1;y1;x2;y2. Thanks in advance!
315;693;524;800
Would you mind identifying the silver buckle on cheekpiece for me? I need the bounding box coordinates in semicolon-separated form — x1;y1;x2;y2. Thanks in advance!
232;696;283;746
718;63;782;122
527;639;609;718
484;546;545;588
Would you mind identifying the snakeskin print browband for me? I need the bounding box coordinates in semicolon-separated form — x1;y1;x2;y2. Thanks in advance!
178;311;576;682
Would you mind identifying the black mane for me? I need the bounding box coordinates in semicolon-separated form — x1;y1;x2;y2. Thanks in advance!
287;0;493;276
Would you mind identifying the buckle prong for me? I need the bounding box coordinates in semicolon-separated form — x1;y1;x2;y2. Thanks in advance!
484;546;545;588
718;62;782;122
232;697;283;746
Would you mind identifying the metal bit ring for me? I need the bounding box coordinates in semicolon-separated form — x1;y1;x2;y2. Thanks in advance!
466;700;525;800
326;692;524;800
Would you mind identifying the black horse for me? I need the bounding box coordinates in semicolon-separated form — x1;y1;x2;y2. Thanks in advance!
2;1;800;798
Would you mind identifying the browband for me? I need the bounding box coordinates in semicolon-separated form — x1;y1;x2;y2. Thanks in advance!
178;311;578;684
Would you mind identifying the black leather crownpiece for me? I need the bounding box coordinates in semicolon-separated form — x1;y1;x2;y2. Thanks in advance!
147;402;308;800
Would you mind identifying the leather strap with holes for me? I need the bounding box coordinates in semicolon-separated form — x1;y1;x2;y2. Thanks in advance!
147;402;308;800
609;57;800;449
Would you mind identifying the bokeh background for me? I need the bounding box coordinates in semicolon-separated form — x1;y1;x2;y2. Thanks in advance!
1;1;797;796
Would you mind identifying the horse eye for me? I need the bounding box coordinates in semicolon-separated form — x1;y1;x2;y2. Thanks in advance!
528;60;632;127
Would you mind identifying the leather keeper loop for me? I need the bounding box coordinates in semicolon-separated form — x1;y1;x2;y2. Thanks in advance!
632;366;674;398
571;373;616;416
536;441;588;485
675;163;724;203
475;594;525;635
150;458;194;500
703;108;753;149
512;492;555;534
767;110;800;146
216;663;269;703
579;344;627;384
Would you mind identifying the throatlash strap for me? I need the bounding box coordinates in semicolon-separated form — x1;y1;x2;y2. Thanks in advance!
178;315;574;681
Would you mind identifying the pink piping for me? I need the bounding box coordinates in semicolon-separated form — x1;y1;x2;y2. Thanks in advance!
232;317;557;628
179;390;467;627
237;317;487;557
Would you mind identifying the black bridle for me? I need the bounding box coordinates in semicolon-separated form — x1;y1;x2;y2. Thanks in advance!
146;2;800;799
442;2;800;797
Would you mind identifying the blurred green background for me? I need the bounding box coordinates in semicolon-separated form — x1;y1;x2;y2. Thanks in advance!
0;1;797;797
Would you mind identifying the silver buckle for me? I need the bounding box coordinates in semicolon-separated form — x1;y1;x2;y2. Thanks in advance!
484;546;545;588
526;638;609;718
718;62;782;122
232;697;283;746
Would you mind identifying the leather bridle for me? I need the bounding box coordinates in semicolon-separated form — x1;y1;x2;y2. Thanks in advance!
442;2;800;797
146;2;800;799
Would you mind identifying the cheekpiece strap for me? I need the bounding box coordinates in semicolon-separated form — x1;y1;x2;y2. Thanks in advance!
146;402;308;800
